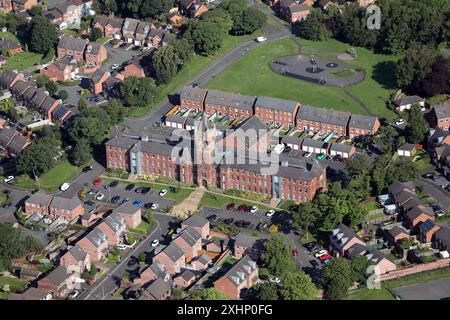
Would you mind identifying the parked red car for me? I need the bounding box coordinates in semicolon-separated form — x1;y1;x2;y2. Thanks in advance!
238;204;249;212
226;203;236;210
319;253;332;261
93;178;103;186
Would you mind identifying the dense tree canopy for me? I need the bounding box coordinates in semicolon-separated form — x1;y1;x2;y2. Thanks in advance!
250;282;279;300
152;45;182;84
298;8;331;41
279;272;318;300
190;288;229;300
406;104;429;144
139;0;172;18
16;137;59;180
119;76;157;107
261;236;296;277
28;15;59;54
320;257;353;300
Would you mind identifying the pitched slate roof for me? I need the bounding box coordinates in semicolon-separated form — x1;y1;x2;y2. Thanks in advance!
50;196;83;211
86;229;108;248
67;244;88;262
177;269;195;281
393;95;424;107
281;135;303;145
255;96;298;112
105;135;137;149
302;138;328;149
113;202;139;215
0;38;21;50
182;215;209;229
180;86;207;103
432;103;450;120
107;17;124;29
330;143;353;153
0;127;17;146
398;143;417;152
348;114;378;130
144;278;171;300
234;232;259;249
331;223;363;246
94;15;109;27
289;2;310;13
23;86;38;101
388;226;408;238
297;105;350;127
40;96;58;112
11;79;31;94
58;36;87;52
435;226;450;248
8;134;29;154
86;42;103;55
178;226;201;246
123;18;139;32
219;255;257;287
26;191;53;207
0;70;21;88
46;265;69;286
30;91;48;108
388;181;413;196
161;243;184;262
205;90;255;110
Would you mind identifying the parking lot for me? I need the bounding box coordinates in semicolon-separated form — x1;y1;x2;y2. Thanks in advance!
202;206;274;230
81;179;176;212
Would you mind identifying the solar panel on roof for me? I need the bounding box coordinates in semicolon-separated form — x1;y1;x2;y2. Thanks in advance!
54;106;68;119
419;219;435;233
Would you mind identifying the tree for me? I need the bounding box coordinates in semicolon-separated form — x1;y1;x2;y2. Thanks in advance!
36;74;49;88
345;153;371;178
395;45;437;93
152;45;181;84
170;38;193;65
406;104;429;144
45;81;58;96
251;282;279;300
186;21;227;56
280;271;318;300
102;100;127;124
139;0;172;18
232;7;267;35
89;27;103;41
78;98;87;114
67;110;111;146
119;76;157;107
291;201;319;238
146;210;154;226
70;138;92;166
138;252;146;263
320;257;353;300
351;255;370;283
200;8;233;33
58;90;68;101
373;125;399;154
28;15;59;54
261;236;296;277
421;55;450;97
16;137;59;180
98;0;118;15
0;223;42;270
298;9;331;41
190;288;229;300
29;5;43;17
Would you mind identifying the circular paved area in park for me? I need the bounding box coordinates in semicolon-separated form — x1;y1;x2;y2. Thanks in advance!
270;55;365;87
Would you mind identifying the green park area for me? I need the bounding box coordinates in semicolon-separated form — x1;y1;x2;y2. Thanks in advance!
206;37;398;121
0;31;44;71
129;32;261;117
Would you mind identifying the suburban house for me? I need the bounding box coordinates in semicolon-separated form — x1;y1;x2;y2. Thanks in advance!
57;36;87;62
104;17;124;39
393;95;425;112
346;244;396;275
135;21;153;46
120;60;146;79
84;42;107;66
90;69;110;94
433;226;450;251
329;223;366;257
329;143;356;159
152;243;186;275
181;215;210;239
397;143;419;157
112;202;142;228
429;102;450;131
213;255;259;299
77;229;109;262
140;278;171;300
418;219;441;244
404;205;435;230
41;59;77;82
172;226;202;259
0;38;22;55
384;226;409;245
254;96;300;128
301;138;329;155
95;213;127;247
25;193;84;222
59;244;91;273
190;253;212;271
0;127;31;156
347;114;380;139
8;287;52;300
122;18;140;43
132;263;168;285
174;269;196;288
180;86;208;112
37;265;81;298
233;232;266;260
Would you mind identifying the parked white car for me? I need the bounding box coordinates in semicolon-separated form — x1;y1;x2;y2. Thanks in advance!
150;203;159;210
159;189;168;197
151;239;160;247
111;64;120;70
266;210;275;217
256;36;267;43
250;206;258;213
395;118;405;126
303;152;312;158
96;193;105;201
274;144;285;155
69;290;79;299
269;277;281;284
3;176;14;183
60;183;70;191
314;250;329;258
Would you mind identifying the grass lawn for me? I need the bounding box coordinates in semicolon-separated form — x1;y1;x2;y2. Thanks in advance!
13;160;80;192
344;288;395;300
206;38;364;114
383;267;450;290
331;69;357;78
207;37;398;120
0;31;20;43
4;51;43;71
129;220;153;235
198;192;271;211
129;32;261;117
0;276;27;300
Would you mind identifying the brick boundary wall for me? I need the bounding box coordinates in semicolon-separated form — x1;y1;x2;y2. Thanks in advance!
379;258;450;281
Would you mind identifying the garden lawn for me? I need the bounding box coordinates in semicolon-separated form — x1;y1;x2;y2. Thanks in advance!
129;32;261;117
0;31;20;43
344;288;395;300
0;276;27;299
206;38;363;114
5;51;43;71
297;38;398;121
198;192;271;211
13;161;80;192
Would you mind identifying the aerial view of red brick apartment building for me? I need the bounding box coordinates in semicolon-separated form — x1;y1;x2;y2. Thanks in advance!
204;89;255;120
213;255;259;299
254;96;300;129
296;104;350;137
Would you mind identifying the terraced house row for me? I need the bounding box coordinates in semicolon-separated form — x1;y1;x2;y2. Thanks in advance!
179;86;381;138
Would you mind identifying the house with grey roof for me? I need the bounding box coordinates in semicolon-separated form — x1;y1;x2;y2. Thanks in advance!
213;255;258;299
329;142;356;158
397;143;418;157
233;232;266;260
329;223;366;257
122;18;140;43
37;265;80;298
60;244;91;273
180;86;207;111
393;95;425;112
153;242;186;275
434;226;450;251
282;135;303;150
174;269;196;288
430;102;450;131
347;114;380;138
204;89;255;120
254;96;300;128
296;105;350;137
141;278;171;300
301;138;329;154
57;36;87;62
181;215;210;238
0;70;22;89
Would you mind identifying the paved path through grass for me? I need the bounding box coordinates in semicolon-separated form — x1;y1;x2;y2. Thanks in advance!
171;187;206;218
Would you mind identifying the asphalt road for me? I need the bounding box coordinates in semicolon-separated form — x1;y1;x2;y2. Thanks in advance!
414;177;450;211
79;213;177;300
393;276;450;300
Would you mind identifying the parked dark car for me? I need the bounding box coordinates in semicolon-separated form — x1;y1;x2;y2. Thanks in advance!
238;204;249;212
223;218;234;224
310;259;319;267
109;181;118;188
111;196;121;204
144;203;153;209
140;187;150;194
82;165;93;172
84;200;96;206
2;202;12;208
305;241;320;252
242;221;251;228
282;146;292;154
125;184;135;191
207;214;217;221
